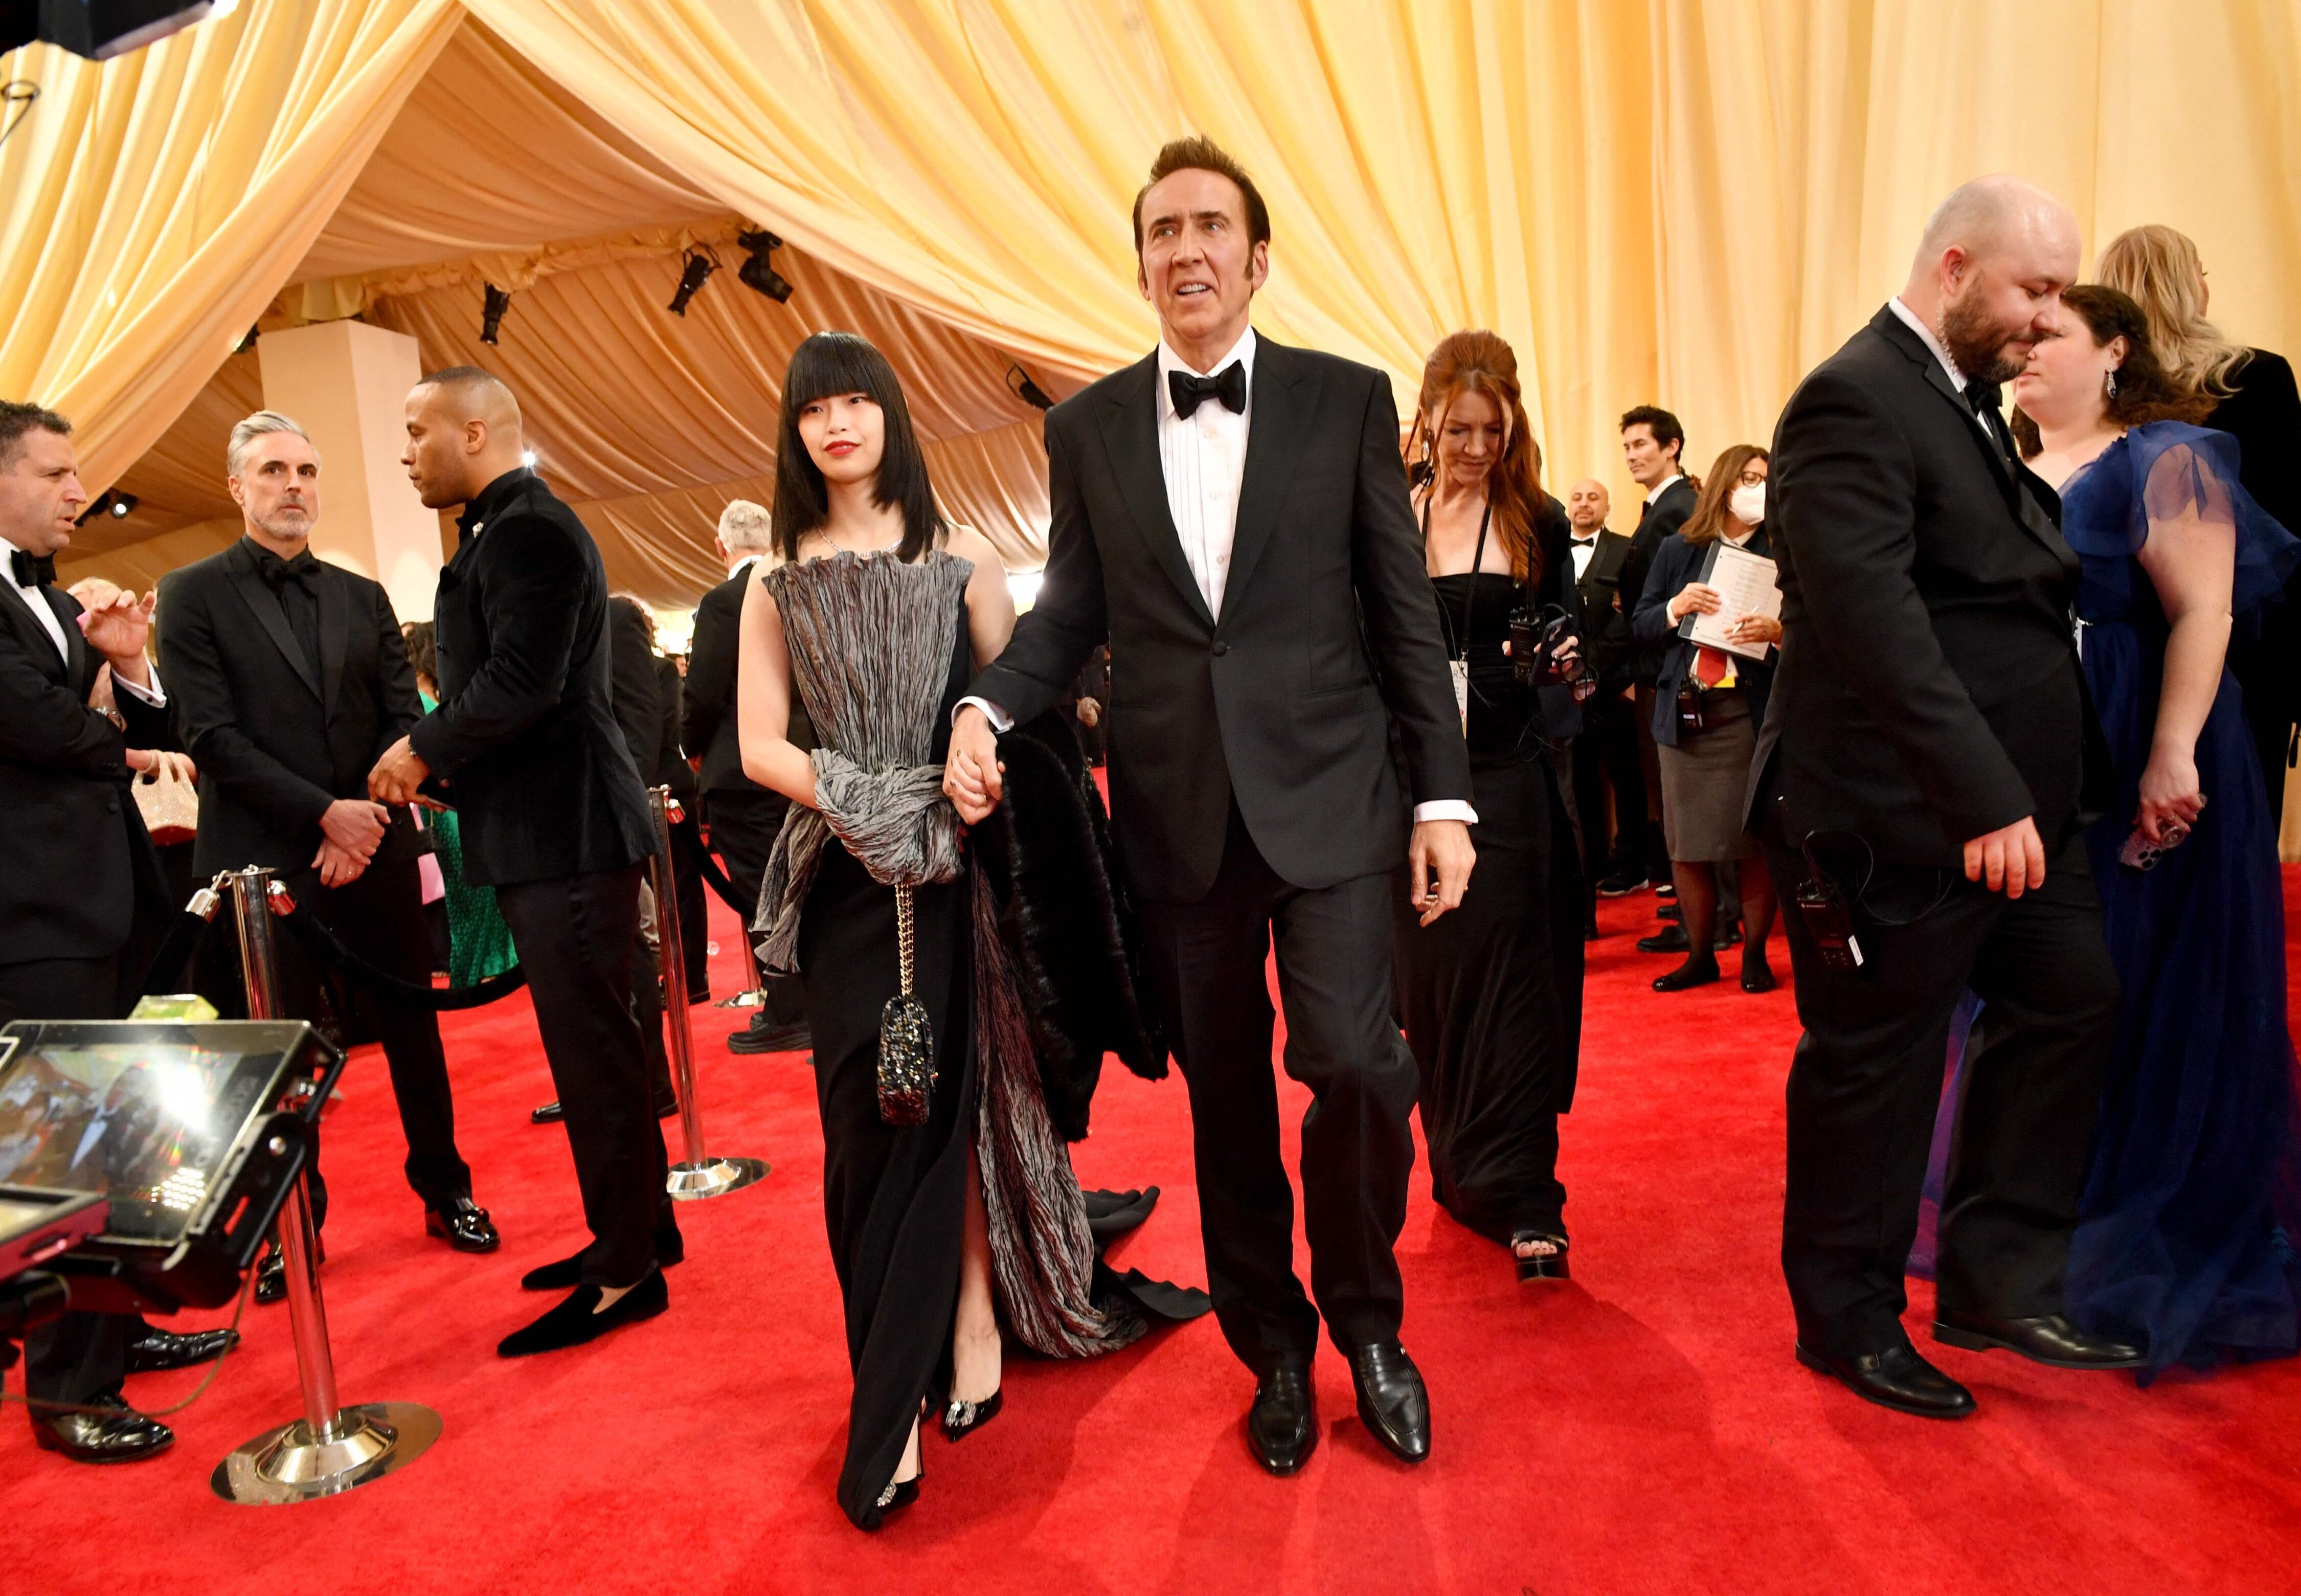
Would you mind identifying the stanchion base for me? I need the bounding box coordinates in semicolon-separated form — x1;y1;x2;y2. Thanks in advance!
716;989;768;1009
667;1155;770;1201
210;1401;441;1505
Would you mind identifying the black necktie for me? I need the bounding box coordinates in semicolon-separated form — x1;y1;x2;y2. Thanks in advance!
1168;361;1248;419
10;548;55;588
256;548;321;593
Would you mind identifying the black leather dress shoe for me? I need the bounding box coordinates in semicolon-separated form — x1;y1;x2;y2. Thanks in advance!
1653;956;1719;992
728;1015;813;1055
31;1390;174;1463
498;1269;669;1357
1741;957;1777;993
124;1326;238;1374
1347;1340;1431;1463
425;1197;501;1253
1933;1311;2146;1369
1595;871;1648;897
1796;1340;1975;1419
1246;1357;1317;1475
1638;925;1690;954
253;1235;323;1305
531;1099;563;1125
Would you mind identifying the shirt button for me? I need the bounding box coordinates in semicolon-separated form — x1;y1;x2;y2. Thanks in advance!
1212;641;1229;657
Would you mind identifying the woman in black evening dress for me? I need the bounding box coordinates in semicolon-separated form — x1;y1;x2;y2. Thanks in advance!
1390;331;1586;1283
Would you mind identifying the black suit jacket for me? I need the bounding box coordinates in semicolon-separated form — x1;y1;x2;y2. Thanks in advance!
967;335;1471;901
1751;305;2088;865
2211;349;2301;714
683;560;758;794
606;598;664;793
158;538;424;878
1570;528;1636;686
0;573;171;965
407;469;656;886
1621;478;1698;684
1630;526;1777;747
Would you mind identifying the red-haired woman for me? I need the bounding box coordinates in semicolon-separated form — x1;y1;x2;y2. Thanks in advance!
1391;330;1585;1283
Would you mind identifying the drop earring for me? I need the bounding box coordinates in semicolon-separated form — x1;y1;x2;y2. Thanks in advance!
2105;369;2119;400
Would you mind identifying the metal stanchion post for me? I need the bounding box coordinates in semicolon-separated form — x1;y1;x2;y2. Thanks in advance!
211;867;441;1505
717;915;768;1009
651;788;769;1200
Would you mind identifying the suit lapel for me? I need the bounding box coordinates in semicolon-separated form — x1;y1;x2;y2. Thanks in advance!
1223;339;1319;623
1878;309;2066;559
317;566;348;718
0;580;71;685
48;587;92;692
229;560;323;702
1096;354;1216;632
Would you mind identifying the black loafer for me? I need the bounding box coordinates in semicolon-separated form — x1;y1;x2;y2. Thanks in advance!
498;1269;669;1357
124;1326;238;1375
1741;959;1778;993
1246;1356;1317;1475
530;1099;564;1125
425;1197;501;1253
522;1227;685;1291
727;1017;813;1055
1933;1311;2146;1369
31;1390;173;1463
1796;1340;1975;1419
1346;1339;1431;1464
1652;957;1719;992
1595;872;1648;897
1637;926;1690;954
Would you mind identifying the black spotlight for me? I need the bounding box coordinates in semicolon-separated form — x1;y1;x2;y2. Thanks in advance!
668;247;719;316
75;490;137;526
10;2;229;61
480;283;512;346
735;230;794;304
233;323;258;355
109;491;137;518
1005;362;1055;411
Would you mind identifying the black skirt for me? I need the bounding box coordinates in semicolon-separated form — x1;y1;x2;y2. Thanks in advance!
798;840;976;1529
1391;752;1584;1244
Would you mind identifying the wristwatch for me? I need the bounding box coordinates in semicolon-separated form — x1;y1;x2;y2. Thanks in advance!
99;705;126;731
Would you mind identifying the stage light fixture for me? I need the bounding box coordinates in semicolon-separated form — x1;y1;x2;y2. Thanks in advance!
15;1;232;61
735;230;794;304
1005;362;1056;412
74;490;138;526
480;284;512;346
668;247;719;316
110;491;137;518
233;324;258;355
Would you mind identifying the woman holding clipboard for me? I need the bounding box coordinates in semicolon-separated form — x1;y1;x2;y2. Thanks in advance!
1631;444;1783;993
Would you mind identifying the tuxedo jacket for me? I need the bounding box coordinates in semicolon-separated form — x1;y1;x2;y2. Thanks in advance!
0;575;171;965
1751;304;2092;865
1621;478;1698;684
407;469;656;887
1571;528;1637;686
158;539;425;879
967;335;1471;902
683;560;759;795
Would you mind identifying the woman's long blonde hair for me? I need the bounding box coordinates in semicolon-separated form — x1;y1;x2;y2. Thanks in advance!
2095;225;2252;398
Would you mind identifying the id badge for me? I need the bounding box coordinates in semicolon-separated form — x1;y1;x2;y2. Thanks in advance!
1449;658;1470;736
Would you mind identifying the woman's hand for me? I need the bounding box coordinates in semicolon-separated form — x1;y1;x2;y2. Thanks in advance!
2136;746;2205;844
1665;582;1722;624
1725;613;1781;648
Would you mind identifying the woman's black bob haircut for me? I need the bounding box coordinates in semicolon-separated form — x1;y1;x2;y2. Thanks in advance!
772;331;945;562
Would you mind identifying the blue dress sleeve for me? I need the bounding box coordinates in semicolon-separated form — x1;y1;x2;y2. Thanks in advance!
2067;422;2301;621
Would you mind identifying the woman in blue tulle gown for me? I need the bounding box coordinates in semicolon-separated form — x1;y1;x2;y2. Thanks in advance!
2012;285;2301;1379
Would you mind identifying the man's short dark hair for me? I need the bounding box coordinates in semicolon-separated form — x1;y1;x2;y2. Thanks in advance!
0;401;71;471
1132;136;1272;256
1619;404;1685;463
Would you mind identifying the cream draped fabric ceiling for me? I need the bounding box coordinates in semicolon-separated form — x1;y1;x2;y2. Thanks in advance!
8;0;2297;609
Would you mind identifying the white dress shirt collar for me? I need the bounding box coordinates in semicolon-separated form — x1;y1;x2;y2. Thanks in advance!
1644;471;1685;506
1888;296;1968;392
0;530;70;663
1156;326;1258;418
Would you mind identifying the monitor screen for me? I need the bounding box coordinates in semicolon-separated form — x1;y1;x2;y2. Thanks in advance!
0;1023;314;1244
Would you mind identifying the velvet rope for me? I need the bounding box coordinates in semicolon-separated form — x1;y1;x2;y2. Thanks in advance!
273;903;528;1010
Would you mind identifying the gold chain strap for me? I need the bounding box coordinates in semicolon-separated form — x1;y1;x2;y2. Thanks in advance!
894;882;915;998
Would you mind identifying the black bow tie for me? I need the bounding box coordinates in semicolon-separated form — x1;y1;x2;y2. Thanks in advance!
1168;361;1248;419
256;548;320;593
9;548;55;588
1966;380;2002;419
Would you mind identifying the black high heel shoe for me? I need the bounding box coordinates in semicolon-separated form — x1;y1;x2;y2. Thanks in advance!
1513;1232;1570;1282
872;1470;922;1522
942;1387;1003;1441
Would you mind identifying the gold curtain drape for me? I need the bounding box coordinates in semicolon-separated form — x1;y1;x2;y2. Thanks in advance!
12;1;2299;599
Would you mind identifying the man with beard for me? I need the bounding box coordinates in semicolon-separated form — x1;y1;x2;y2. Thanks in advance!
1751;175;2137;1419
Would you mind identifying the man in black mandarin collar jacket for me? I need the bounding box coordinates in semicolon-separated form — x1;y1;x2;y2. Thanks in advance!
375;368;675;1358
1751;177;2134;1419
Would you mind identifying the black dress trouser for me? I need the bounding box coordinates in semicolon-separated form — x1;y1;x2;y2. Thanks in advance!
0;954;138;1410
1135;804;1419;1370
1761;822;2118;1357
493;863;680;1288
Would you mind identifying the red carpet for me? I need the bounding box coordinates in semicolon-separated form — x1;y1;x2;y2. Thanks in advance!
9;874;2301;1594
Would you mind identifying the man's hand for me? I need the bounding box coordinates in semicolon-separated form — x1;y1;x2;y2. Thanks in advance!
1075;696;1101;728
1962;815;2046;898
80;589;157;682
125;749;196;782
321;797;391;859
368;736;431;806
1408;819;1476;928
311;837;370;889
942;705;1005;825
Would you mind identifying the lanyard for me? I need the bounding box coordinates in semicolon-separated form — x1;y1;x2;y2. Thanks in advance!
1419;494;1494;662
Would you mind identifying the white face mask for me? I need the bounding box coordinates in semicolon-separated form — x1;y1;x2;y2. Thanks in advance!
1729;482;1766;527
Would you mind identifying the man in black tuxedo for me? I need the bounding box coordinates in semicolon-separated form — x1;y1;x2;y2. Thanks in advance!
1753;175;2138;1419
945;138;1473;1474
157;412;497;1267
0;402;230;1463
371;367;675;1358
1614;407;1696;904
681;501;810;1053
1561;479;1642;924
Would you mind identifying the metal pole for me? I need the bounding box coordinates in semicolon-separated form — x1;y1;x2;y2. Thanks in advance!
649;788;768;1201
211;867;440;1505
718;909;768;1008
